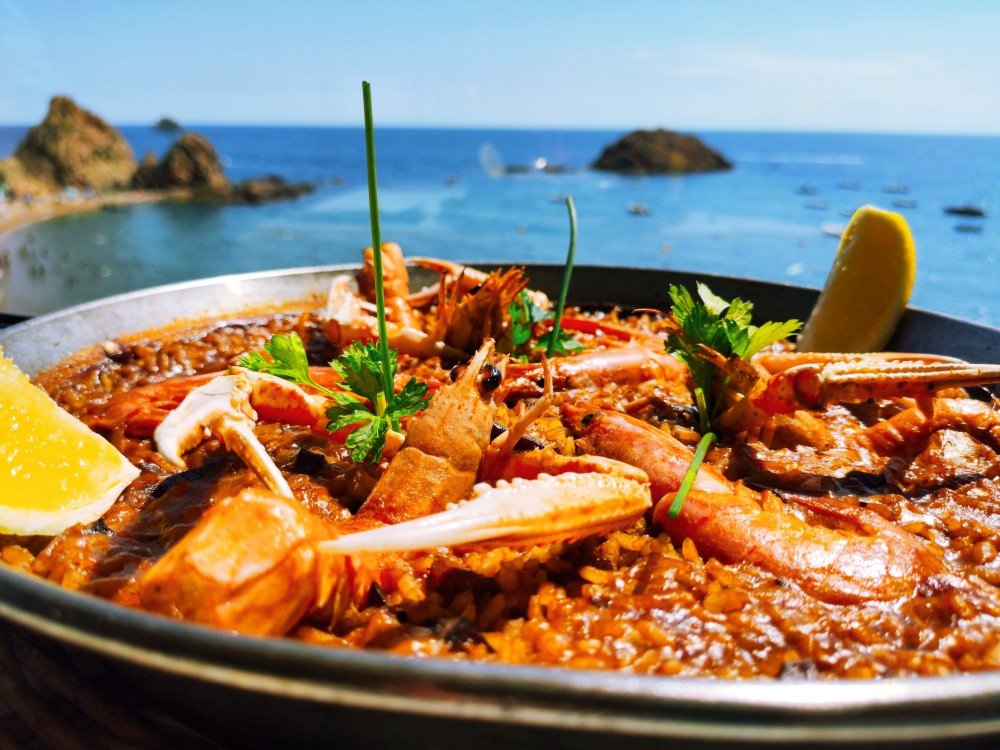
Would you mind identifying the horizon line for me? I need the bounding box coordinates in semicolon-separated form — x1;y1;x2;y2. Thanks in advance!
0;122;997;138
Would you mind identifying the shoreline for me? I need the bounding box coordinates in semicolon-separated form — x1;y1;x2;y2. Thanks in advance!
0;191;168;252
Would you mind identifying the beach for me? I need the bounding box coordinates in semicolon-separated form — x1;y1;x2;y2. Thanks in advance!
0;190;164;248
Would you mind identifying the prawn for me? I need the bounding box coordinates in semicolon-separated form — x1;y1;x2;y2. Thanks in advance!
566;406;944;604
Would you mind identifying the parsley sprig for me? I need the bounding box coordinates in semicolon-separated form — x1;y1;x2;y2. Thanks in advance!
666;283;801;433
510;291;551;348
240;333;340;399
508;291;583;359
362;80;394;399
666;431;716;519
239;335;429;463
662;284;797;517
324;342;428;462
239;82;431;464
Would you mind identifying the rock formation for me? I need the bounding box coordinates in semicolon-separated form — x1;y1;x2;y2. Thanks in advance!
1;96;315;205
231;175;314;204
0;96;137;195
134;136;314;203
143;132;231;195
154;117;181;133
591;129;732;175
132;151;158;189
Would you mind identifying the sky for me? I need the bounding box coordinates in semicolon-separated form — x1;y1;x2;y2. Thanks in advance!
1;0;998;134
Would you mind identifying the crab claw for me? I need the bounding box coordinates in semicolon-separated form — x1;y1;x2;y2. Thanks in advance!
755;360;1000;414
154;370;327;499
320;472;651;554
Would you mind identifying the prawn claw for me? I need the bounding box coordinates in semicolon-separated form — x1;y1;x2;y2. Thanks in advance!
154;369;326;498
755;360;1000;414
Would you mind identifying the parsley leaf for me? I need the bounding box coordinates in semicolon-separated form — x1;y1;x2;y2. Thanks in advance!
506;289;583;358
509;291;551;347
666;283;801;432
535;326;584;356
239;333;340;400
388;378;432;422
324;341;429;463
339;412;387;466
330;341;395;409
241;335;430;464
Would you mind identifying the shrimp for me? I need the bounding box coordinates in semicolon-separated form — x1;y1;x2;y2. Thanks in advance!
356;242;419;327
433;267;528;353
325;275;465;359
410;257;550;311
566;406;944;604
500;345;685;400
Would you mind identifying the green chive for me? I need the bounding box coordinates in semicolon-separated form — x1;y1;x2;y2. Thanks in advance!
666;431;717;519
546;196;577;357
694;386;710;436
362;81;393;404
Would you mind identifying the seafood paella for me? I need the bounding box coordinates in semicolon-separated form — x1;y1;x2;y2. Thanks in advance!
2;243;1000;680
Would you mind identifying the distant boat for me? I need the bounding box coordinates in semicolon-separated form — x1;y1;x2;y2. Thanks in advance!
882;183;909;194
548;194;568;204
795;185;818;195
955;223;983;234
892;198;918;209
803;199;829;210
837;180;860;190
444;175;460;186
627;203;651;216
839;208;858;218
821;222;845;238
944;204;987;218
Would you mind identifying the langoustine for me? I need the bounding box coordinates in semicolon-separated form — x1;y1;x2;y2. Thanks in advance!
566;406;945;604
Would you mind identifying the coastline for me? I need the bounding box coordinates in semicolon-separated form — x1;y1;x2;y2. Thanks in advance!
0;191;168;252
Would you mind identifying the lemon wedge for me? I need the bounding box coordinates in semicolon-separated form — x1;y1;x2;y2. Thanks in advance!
0;348;139;535
798;205;916;352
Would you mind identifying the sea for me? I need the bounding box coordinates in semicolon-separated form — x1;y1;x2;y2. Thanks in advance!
0;127;996;326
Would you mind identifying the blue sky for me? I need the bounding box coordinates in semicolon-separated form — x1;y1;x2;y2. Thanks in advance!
2;0;998;133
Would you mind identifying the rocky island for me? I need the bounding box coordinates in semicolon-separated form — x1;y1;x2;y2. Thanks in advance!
132;132;313;203
0;96;314;236
591;128;732;175
154;116;182;133
0;96;137;196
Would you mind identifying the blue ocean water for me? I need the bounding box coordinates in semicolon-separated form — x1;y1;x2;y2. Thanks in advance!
0;126;996;325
